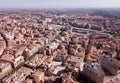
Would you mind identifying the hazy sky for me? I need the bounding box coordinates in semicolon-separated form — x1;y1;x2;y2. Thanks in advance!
0;0;120;8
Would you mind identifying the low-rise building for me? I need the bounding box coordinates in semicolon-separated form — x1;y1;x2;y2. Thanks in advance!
100;55;120;75
0;62;13;79
31;70;44;83
83;62;104;83
2;67;32;83
1;54;24;68
25;54;47;68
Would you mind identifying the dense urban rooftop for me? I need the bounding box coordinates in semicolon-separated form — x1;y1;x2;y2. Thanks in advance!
0;9;120;83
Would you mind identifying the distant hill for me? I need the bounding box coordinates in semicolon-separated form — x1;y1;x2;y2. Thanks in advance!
0;8;120;19
92;8;120;19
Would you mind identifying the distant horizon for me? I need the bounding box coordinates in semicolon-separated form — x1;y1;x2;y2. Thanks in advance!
0;0;120;9
0;7;120;10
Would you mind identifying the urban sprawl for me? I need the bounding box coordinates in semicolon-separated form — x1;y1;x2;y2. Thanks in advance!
0;10;120;83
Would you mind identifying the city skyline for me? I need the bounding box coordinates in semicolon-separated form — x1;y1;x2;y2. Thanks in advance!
0;0;120;8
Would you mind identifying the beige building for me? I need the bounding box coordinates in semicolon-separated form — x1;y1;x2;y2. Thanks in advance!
31;70;44;83
0;62;13;79
3;67;32;83
1;54;24;68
